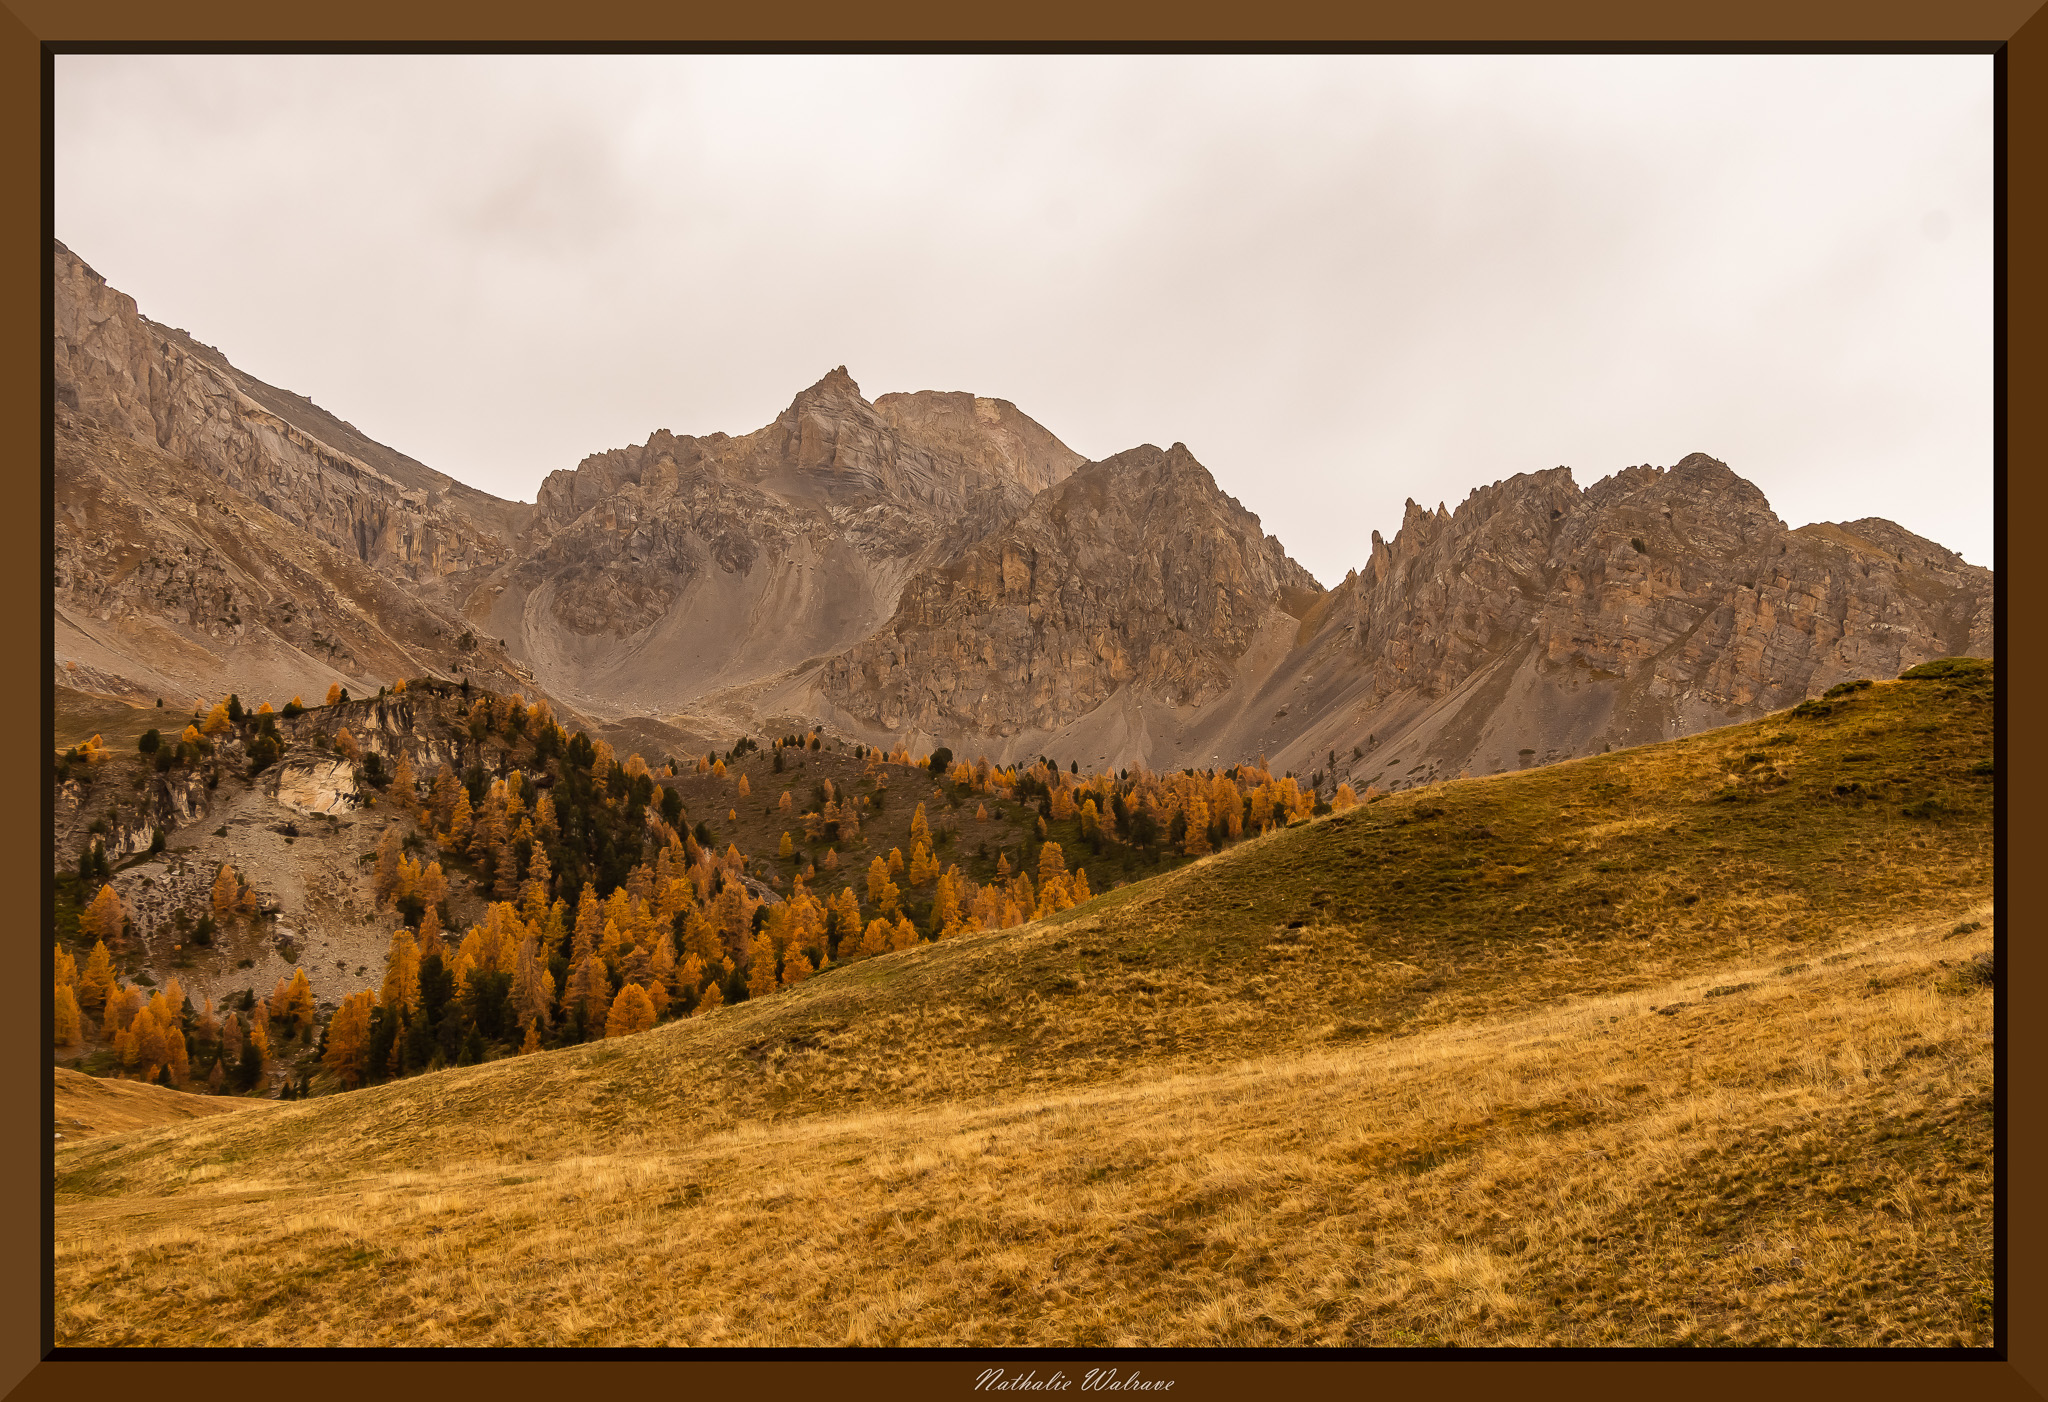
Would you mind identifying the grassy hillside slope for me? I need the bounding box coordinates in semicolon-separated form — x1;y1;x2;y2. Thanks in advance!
52;661;1995;1347
53;1068;260;1142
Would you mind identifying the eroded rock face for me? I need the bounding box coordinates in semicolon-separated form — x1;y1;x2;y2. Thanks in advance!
1308;452;1995;787
272;757;361;816
1345;453;1989;711
821;443;1322;736
53;241;513;583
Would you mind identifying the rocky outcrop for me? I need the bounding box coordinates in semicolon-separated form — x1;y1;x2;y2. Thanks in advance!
54;241;514;582
272;757;361;816
820;443;1322;737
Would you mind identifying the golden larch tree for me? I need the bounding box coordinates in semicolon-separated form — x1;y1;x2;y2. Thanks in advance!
82;884;126;948
746;931;779;999
604;984;657;1039
77;940;116;1019
323;991;375;1088
53;982;81;1047
374;826;405;903
780;948;814;989
210;864;240;921
857;918;892;960
380;929;422;1017
279;968;317;1034
889;915;919;952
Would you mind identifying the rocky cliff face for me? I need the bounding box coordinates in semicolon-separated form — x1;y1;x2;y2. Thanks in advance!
1290;453;1996;790
54;241;516;582
817;442;1322;739
53;403;538;713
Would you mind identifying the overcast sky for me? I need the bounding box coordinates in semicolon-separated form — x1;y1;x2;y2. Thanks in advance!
55;52;1994;582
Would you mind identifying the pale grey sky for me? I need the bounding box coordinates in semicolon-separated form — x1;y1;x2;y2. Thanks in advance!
55;52;1994;581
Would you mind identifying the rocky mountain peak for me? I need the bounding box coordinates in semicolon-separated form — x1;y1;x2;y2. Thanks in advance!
815;440;1321;747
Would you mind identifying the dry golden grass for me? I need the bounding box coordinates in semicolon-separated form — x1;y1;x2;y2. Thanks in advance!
53;1067;260;1141
52;669;1994;1346
53;911;1991;1347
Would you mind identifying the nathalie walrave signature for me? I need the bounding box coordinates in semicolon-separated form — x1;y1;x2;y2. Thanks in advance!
975;1370;1174;1392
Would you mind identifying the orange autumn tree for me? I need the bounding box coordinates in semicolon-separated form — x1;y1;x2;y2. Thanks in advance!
604;984;657;1039
323;991;376;1088
53;978;81;1047
211;864;241;921
82;884;126;949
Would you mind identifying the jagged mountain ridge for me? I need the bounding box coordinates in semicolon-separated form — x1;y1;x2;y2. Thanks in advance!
471;366;1088;720
51;238;1992;786
1271;454;1995;791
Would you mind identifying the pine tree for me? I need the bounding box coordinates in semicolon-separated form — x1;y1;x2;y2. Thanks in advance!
887;847;906;879
1071;867;1092;902
976;803;988;822
910;802;931;851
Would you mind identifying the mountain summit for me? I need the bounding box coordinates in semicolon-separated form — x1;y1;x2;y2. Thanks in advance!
52;238;1991;781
